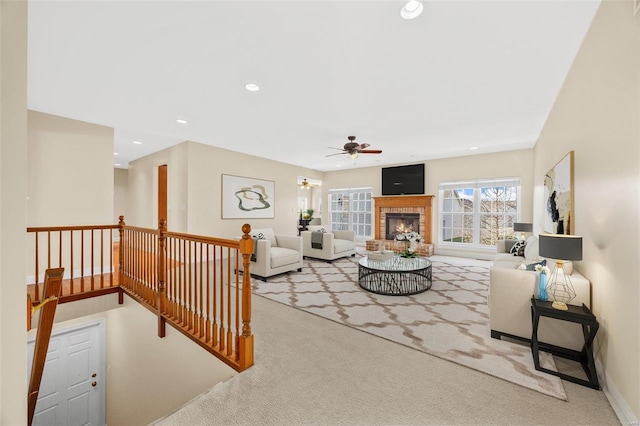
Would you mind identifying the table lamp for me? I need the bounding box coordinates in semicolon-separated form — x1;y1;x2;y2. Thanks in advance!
513;222;532;240
538;233;583;310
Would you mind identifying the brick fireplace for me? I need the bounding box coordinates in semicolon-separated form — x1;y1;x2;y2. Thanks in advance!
366;195;434;256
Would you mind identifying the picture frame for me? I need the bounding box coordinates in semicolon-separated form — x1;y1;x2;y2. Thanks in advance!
222;174;275;219
543;151;574;235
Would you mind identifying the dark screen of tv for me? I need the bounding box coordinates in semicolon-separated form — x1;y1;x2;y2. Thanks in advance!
382;164;425;196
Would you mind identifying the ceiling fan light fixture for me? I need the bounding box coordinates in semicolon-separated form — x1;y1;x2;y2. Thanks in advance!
245;83;260;92
300;178;311;189
349;152;358;160
401;0;423;20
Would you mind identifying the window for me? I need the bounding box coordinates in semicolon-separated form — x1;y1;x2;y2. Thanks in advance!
439;178;520;247
328;188;373;239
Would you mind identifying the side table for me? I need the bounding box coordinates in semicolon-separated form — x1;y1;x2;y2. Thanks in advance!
530;297;600;389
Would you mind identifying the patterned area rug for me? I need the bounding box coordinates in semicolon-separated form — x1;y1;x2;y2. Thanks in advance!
251;255;567;400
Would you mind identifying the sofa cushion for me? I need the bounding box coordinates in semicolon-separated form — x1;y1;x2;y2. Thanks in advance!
307;225;326;233
494;253;521;263
333;238;356;254
251;228;277;247
270;247;300;268
524;235;539;261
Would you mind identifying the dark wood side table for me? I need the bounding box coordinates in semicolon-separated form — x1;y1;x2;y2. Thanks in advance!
530;297;600;389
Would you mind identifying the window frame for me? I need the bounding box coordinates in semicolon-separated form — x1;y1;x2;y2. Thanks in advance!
328;187;373;240
438;178;521;249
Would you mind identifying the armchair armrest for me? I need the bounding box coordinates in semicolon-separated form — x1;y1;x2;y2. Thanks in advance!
333;230;355;241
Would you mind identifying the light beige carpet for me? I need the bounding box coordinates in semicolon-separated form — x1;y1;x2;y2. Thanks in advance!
252;255;567;400
157;264;619;426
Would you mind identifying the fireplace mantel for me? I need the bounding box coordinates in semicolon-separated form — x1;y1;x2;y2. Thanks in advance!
373;195;434;243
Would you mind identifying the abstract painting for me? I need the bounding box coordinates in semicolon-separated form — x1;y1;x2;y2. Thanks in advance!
543;151;574;235
222;174;274;219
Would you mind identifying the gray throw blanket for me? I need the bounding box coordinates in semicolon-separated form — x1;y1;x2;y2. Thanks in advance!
311;231;324;249
250;237;259;262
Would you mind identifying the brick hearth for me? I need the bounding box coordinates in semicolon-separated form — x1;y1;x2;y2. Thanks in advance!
366;195;435;257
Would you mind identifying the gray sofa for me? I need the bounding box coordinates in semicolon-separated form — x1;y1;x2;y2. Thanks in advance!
489;235;591;351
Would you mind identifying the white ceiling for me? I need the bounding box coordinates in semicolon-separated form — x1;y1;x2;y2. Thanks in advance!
27;0;600;172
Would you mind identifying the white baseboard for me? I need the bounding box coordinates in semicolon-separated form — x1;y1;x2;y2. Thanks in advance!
595;356;639;425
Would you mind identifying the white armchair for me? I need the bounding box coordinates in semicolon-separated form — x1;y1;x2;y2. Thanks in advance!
301;226;356;262
239;228;303;282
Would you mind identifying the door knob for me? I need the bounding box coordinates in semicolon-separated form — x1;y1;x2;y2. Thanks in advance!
91;381;97;387
92;373;97;378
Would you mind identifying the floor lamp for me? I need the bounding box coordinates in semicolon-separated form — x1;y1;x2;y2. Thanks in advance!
538;233;583;310
513;222;532;240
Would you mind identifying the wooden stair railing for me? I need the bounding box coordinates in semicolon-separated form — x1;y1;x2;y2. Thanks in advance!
25;218;254;374
26;223;120;305
119;219;254;372
27;268;64;426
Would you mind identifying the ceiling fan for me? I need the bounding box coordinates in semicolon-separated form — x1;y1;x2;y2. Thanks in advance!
327;136;383;160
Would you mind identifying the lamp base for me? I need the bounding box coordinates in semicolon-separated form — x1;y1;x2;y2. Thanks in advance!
552;301;568;311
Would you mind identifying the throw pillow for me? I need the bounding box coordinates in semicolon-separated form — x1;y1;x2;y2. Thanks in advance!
525;259;547;271
319;228;326;233
510;240;526;257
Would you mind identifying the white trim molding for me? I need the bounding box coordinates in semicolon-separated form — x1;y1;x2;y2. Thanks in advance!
595;356;639;426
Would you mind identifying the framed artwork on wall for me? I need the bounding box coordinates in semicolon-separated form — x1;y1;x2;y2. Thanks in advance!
222;174;275;219
543;151;574;235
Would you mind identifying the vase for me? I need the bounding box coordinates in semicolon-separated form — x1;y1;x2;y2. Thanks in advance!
538;273;548;301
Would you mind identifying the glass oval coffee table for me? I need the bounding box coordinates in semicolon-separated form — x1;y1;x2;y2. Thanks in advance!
358;255;432;295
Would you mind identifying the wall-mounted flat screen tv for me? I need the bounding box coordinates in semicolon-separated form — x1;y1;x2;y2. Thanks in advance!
381;163;425;196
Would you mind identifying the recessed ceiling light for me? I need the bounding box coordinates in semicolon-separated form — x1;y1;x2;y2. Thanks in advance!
114;152;119;155
470;146;479;150
401;0;423;20
176;119;188;124
245;83;260;92
133;141;142;145
115;163;121;167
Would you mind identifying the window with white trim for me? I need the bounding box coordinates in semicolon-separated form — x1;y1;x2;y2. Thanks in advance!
328;188;373;239
439;178;520;247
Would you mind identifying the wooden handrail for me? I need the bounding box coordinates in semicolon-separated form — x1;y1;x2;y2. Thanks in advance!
119;222;254;371
27;268;64;426
25;218;254;376
27;224;119;232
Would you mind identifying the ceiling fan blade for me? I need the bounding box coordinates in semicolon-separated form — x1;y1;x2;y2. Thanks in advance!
326;152;347;157
358;143;370;150
328;147;345;151
359;150;383;154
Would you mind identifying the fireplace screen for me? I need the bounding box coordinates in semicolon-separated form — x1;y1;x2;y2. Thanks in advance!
385;213;420;240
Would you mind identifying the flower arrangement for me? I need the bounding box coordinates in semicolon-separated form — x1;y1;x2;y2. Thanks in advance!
394;232;422;258
534;264;550;275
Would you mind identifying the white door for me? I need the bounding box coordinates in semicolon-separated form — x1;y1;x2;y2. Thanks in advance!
27;320;106;426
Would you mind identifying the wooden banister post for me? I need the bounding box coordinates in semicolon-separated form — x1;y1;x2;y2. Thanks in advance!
157;220;167;338
237;224;254;369
118;216;125;304
28;268;64;426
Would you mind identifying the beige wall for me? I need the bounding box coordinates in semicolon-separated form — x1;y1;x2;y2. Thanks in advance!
114;168;128;226
323;149;534;258
29;296;236;425
126;142;188;231
27;111;114;226
128;140;322;238
533;0;639;419
0;1;28;423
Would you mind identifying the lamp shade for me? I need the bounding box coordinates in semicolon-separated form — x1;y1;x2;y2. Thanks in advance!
513;222;532;232
538;234;583;261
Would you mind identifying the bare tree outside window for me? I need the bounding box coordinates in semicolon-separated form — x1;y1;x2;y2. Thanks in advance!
440;180;519;247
